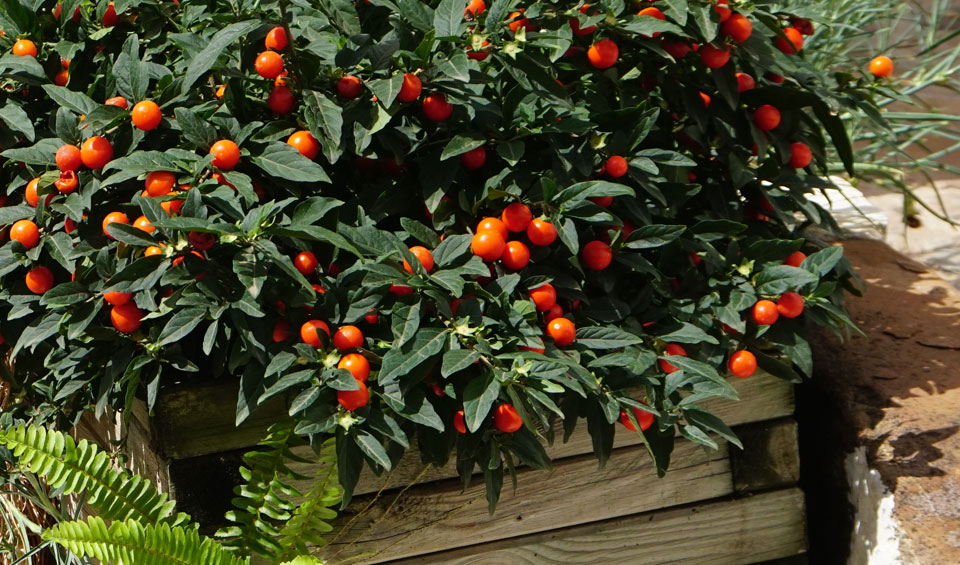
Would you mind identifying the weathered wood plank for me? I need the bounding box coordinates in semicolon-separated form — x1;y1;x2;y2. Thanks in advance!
295;371;794;497
152;383;290;459
74;400;173;495
319;440;733;563
153;371;793;461
731;418;801;493
385;488;806;565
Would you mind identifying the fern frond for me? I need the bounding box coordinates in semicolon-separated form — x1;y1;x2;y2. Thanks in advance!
43;516;248;565
217;421;313;559
0;425;189;527
276;438;341;562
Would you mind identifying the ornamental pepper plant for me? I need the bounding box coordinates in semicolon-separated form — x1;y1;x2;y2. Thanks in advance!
0;0;873;510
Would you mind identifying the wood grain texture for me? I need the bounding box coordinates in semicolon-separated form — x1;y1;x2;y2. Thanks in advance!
292;371;794;497
731;419;801;493
152;383;290;459
385;488;807;565
74;400;173;495
320;440;733;563
153;371;793;461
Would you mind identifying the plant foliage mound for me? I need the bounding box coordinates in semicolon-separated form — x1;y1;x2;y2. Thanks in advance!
0;0;866;510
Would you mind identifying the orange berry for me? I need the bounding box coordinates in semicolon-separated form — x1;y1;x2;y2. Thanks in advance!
265;26;290;50
728;350;757;378
104;291;132;306
869;56;894;78
267;85;296;114
721;13;752;43
527;218;557;246
494;403;523;433
404;246;434;273
333;325;364;351
659;343;687;373
784;251;806;267
54;171;78;194
254;50;284;79
453;409;467;433
460;146;487;170
133;215;154;233
752;299;779;325
422;94;453;122
337;380;369;411
210;139;240;170
788;142;812;168
80;136;113;169
54;69;69;86
544;303;563;323
605;155;628;178
294;251;318;276
587;39;619;69
546;317;576;346
699;44;730;69
775;27;804;54
144;245;164;257
528;283;557;311
131;100;162;131
476;217;508;240
105;96;129;109
620;406;655;432
397;73;422;102
111;302;143;333
337;75;363;99
12;40;37;58
25;266;54;294
777;292;805;318
338;353;371;381
272;319;293;342
56;144;82;171
471;231;505;262
500;240;530;271
286;130;320;160
145;171;176;196
102;211;129;239
301;320;330;348
12;219;41;247
501;203;532;232
753;104;781;131
581;240;612;270
465;0;485;16
735;72;755;93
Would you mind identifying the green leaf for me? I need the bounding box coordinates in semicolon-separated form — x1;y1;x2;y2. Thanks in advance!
368;74;404;107
378;328;448;384
355;430;392;471
801;246;843;277
1;138;60;166
0;102;34;141
624;225;685;249
441;135;485;160
433;0;466;37
106;223;158;247
391;301;422;348
39;283;90;307
252;143;332;183
659;322;719;345
157;308;207;346
114;34;149;102
174;107;217;149
554;180;635;206
303;90;343;164
754;265;818;295
575;326;642;349
463;371;501;432
441;349;480;377
181;21;259;94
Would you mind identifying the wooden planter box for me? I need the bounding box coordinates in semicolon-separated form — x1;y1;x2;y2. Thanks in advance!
77;372;805;564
